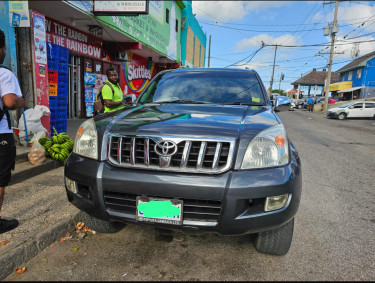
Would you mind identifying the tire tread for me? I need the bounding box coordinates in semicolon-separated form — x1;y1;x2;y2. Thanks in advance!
254;218;294;256
78;211;125;233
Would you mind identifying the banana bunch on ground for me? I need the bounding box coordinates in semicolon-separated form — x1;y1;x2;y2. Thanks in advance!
39;136;53;151
48;143;71;164
38;127;74;164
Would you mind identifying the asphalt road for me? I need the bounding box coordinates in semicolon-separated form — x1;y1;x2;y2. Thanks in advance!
5;109;375;281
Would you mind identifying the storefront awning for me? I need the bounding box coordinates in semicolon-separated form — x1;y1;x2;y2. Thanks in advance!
325;81;352;92
339;86;365;93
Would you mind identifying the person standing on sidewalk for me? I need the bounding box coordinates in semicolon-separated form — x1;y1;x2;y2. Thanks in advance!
102;67;127;113
307;96;314;112
0;29;25;234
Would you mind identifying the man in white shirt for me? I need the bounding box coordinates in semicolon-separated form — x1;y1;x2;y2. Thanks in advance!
0;29;25;234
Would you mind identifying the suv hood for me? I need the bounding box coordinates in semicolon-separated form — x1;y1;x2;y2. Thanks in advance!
104;104;279;139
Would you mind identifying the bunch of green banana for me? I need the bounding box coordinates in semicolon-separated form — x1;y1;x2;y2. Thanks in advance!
52;127;71;144
38;136;49;145
61;139;74;151
49;143;71;164
38;136;53;157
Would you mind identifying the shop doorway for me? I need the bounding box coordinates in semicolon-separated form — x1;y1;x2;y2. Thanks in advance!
68;55;81;118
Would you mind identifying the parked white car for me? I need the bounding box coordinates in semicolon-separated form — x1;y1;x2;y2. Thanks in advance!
326;101;375;120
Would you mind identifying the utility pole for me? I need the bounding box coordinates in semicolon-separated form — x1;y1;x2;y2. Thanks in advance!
269;44;277;94
207;35;211;67
323;0;339;113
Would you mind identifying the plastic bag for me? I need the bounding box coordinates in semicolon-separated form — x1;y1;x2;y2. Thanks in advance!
28;131;46;165
18;105;50;138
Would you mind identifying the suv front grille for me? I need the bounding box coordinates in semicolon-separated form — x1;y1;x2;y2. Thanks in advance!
104;191;222;222
107;136;235;174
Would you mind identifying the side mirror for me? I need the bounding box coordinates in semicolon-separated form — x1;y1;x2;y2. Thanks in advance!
273;96;291;112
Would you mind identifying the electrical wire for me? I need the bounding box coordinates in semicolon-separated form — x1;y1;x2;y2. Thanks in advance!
224;45;264;68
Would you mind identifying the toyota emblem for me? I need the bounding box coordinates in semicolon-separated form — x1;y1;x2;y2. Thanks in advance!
154;140;178;156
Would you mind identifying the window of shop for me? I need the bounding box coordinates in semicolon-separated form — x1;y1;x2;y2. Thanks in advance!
356;69;362;78
348;71;353;80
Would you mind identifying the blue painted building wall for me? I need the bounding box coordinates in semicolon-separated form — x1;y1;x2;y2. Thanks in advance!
338;56;375;98
363;58;375;87
0;1;18;74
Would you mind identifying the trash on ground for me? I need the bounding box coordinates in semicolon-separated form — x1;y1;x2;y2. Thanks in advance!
15;267;26;274
0;239;10;246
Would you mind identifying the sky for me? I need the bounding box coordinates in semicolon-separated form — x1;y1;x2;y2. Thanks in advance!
191;1;375;93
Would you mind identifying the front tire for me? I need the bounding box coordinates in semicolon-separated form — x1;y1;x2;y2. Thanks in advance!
338;113;346;120
78;211;125;233
297;104;302;109
254;218;294;256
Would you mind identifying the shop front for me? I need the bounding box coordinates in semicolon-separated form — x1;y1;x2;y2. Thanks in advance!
19;1;185;136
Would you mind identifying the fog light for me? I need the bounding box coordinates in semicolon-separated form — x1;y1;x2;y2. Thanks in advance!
65;177;78;194
264;194;289;212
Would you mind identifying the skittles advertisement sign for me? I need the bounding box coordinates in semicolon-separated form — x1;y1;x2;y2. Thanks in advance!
120;52;163;97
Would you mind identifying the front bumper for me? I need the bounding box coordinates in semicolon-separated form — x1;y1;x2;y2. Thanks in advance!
326;112;339;118
64;153;302;235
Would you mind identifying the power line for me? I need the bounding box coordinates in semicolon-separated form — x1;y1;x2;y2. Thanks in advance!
225;45;264;68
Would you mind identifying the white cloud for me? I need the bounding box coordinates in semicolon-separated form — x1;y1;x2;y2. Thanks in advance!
192;1;290;22
314;2;375;60
313;2;375;33
233;62;271;70
235;34;302;51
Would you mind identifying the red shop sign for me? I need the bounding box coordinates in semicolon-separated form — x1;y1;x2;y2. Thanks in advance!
45;17;103;59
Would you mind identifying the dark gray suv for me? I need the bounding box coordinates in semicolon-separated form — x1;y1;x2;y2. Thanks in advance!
64;68;302;256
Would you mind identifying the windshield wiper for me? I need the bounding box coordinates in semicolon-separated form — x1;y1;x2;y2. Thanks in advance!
221;101;263;106
156;100;207;104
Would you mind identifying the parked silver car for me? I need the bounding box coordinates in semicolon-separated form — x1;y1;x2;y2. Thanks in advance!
326;101;375;120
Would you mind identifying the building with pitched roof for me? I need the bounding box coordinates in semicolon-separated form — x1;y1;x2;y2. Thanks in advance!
330;51;375;100
291;69;339;99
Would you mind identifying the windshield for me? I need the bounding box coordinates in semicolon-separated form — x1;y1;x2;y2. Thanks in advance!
339;102;353;108
138;71;266;105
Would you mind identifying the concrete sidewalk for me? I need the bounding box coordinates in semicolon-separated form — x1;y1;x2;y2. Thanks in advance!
0;118;87;279
0;167;81;280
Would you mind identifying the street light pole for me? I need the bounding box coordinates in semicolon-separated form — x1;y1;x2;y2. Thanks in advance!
323;0;339;114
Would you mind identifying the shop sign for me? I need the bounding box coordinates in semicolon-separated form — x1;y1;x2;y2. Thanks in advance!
93;1;149;15
45;17;103;60
99;1;180;61
120;52;161;96
31;10;50;136
9;0;30;27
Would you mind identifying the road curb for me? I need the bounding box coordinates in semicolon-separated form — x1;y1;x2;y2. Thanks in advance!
0;211;80;280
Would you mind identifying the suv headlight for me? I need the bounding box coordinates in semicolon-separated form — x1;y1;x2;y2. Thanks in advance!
241;124;289;169
73;118;98;160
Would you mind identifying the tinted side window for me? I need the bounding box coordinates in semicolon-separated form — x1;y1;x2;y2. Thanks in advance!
365;103;375;108
352;103;363;109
